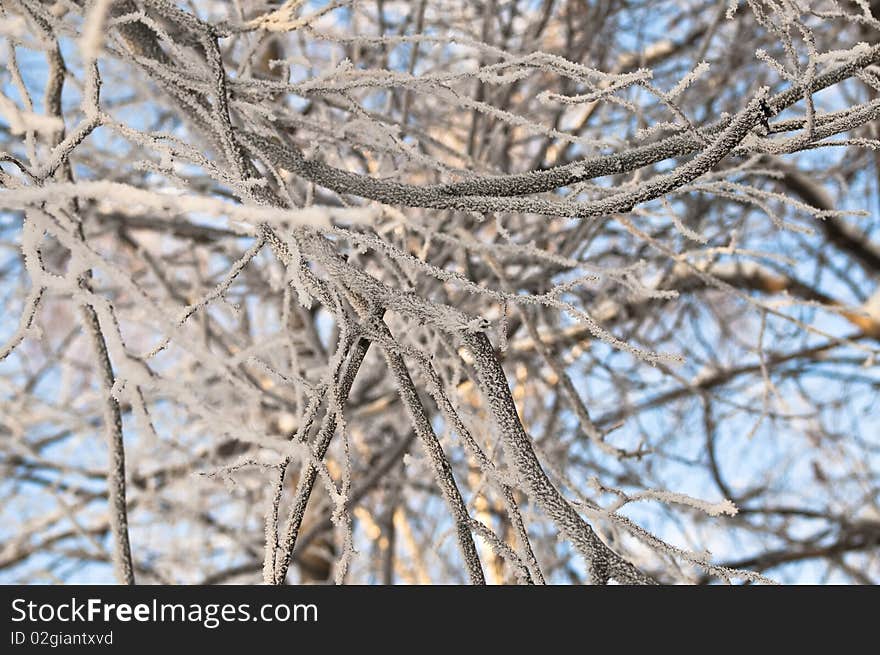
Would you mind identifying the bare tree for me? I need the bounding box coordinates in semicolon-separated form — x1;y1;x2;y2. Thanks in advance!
1;0;878;585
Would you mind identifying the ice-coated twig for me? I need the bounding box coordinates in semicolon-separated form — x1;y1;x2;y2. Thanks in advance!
460;331;656;585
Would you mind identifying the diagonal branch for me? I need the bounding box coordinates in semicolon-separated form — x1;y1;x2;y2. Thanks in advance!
460;331;656;585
